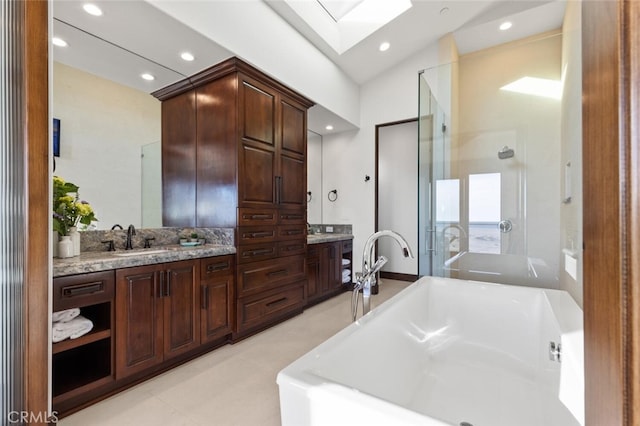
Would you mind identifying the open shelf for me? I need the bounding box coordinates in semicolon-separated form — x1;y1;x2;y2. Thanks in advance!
52;338;113;398
52;328;111;355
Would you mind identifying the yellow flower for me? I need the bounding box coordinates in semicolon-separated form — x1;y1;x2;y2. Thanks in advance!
75;202;93;216
60;195;74;204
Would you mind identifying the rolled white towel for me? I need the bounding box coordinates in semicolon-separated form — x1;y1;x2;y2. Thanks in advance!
52;315;94;343
342;269;351;283
52;307;80;323
341;258;351;266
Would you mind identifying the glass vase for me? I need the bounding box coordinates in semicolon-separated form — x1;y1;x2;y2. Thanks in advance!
69;226;81;256
58;236;73;259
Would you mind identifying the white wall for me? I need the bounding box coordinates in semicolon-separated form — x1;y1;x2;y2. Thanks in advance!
322;44;441;272
559;1;583;307
53;62;161;230
307;132;323;224
149;0;361;127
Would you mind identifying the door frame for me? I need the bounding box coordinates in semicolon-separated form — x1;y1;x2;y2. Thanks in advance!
375;118;419;282
581;1;640;423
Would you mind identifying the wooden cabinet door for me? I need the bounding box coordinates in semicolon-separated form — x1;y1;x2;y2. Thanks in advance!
328;242;343;291
162;89;197;227
306;246;320;301
319;243;342;294
278;97;307;209
115;264;163;379
163;260;200;360
201;276;233;343
195;76;239;228
238;76;277;208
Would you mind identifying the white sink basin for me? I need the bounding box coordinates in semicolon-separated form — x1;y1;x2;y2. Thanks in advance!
114;249;169;257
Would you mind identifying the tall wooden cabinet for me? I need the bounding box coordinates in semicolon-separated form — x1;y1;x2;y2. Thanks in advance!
153;57;314;338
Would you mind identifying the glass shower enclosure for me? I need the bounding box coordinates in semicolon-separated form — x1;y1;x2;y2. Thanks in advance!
418;34;563;289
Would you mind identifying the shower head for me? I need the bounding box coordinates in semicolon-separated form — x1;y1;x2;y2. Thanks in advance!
498;146;514;159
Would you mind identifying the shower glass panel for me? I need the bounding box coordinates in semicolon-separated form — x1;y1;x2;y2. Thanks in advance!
418;71;448;277
418;33;563;289
141;141;162;228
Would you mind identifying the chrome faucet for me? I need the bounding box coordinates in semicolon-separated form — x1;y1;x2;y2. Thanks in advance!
352;230;414;321
125;224;136;250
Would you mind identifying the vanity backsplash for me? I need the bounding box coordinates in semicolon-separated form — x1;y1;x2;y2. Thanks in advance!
81;227;235;252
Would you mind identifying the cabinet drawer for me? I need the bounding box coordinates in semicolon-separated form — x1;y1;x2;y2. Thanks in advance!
238;208;278;226
278;240;306;257
54;271;115;311
237;255;305;297
277;224;306;240
237;242;277;264
342;239;353;253
236;281;305;333
200;255;234;280
238;226;277;244
278;209;306;225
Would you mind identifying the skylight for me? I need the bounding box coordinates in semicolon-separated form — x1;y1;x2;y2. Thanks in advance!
282;0;412;54
317;0;364;22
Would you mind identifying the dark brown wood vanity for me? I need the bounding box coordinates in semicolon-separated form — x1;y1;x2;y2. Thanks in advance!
51;57;353;417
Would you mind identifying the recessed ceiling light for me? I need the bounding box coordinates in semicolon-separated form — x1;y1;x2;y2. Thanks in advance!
439;7;450;16
83;3;103;16
52;37;67;47
499;21;512;31
325;125;334;131
180;52;195;62
141;73;155;81
379;42;390;52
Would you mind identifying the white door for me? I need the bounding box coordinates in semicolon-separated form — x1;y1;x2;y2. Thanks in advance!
377;121;418;276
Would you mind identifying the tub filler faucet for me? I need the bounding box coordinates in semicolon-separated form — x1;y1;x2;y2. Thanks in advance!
352;230;414;321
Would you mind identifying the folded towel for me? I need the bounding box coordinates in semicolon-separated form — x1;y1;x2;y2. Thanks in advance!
52;315;94;343
342;269;351;283
52;308;80;323
342;259;351;266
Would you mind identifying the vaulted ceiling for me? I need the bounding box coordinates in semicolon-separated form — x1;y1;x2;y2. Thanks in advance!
52;0;566;133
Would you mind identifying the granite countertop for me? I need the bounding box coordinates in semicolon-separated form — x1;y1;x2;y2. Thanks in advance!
306;233;353;244
53;234;354;278
53;244;236;278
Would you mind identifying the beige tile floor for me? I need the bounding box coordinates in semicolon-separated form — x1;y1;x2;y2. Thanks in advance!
59;279;409;426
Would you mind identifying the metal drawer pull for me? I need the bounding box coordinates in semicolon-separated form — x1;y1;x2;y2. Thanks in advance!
285;230;302;235
282;214;303;220
283;245;304;252
266;297;287;307
62;282;104;297
247;214;272;220
244;248;273;257
246;231;273;239
165;272;171;297
201;286;209;309
267;269;288;277
207;262;229;272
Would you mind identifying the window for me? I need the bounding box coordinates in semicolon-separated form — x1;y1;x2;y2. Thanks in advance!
468;173;501;253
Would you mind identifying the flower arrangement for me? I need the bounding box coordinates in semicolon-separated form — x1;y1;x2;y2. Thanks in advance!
53;176;98;236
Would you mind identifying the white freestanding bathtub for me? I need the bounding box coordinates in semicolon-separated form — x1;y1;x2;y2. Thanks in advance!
277;276;584;426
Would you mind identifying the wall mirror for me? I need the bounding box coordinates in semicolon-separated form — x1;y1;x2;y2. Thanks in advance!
53;19;325;229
